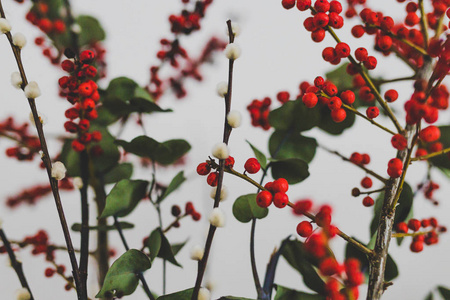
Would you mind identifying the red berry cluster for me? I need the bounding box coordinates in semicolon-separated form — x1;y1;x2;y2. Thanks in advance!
349;152;371;165
256;178;290;208
387;158;403;178
58;50;103;153
247;97;272;130
301;77;353;123
184;201;202;221
23;230;55;261
422;181;440;205
196;156;234;187
6;179;74;208
286;0;344;43
322;258;364;300
168;202;202;226
414;125;442;158
322;42;351;66
396;217;446;253
169;0;212;34
0;117;41;161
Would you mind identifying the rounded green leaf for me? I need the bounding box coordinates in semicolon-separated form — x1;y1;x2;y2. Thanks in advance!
103;163;133;184
269;100;319;132
77;15;106;46
232;194;269;223
271;158;310;184
269;130;317;163
100;179;149;218
106;77;138;102
96;249;151;298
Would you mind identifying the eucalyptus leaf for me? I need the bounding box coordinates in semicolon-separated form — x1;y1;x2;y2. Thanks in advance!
77;15;106;46
271;158;309;184
269;130;317;163
232;194;269;223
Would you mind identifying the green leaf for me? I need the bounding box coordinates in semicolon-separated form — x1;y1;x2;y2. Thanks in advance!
274;285;325;300
218;297;257;300
246;140;267;169
171;240;188;256
103;163;133;184
232;194;269;223
116;136;191;165
96;249;151;298
156;288;193;300
281;239;325;294
106;77;139;102
438;286;450;300
146;228;182;267
370;183;413;237
91;124;121;174
269;130;317;163
271;158;309;184
317;104;356;135
146;229;162;262
129;97;172;114
424;291;434;300
77;15;106;46
430;126;450;174
159;171;186;203
60;138;81;177
269;100;320;132
71;221;134;232
345;237;398;281
100;179;149;218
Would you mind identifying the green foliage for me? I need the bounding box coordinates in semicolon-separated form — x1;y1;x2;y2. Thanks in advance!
156;288;193;299
271;158;310;184
281;239;325;294
218;297;257;300
96;249;151;298
71;221;134;232
100;179;149;218
345;237;398;281
116;135;190;165
232;194;269;223
158;171;186;203
269;100;320;132
103;163;133;184
145;228;182;267
274;285;325;300
316;104;356;135
269;130;317;163
370;182;413;237
438;286;450;299
77;15;106;46
430;126;450;175
247;140;268;169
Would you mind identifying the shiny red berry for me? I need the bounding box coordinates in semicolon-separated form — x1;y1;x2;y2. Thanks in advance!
256;191;273;208
244;158;261;174
296;221;313;237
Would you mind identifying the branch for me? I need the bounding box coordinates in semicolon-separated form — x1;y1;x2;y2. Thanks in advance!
411;147;450;161
0;2;84;298
341;103;396;135
0;228;35;300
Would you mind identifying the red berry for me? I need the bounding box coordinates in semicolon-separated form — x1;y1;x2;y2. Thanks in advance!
351;25;365;38
366;106;379;119
78;82;94;97
273;192;289;208
396;222;408;233
361;177;373;188
362;196;374;207
350;152;363;164
405;12;420;26
61;60;75;72
78;119;90;131
314;76;325;88
53;20;66;33
388;158;403;169
419;126;441;143
391;134;408;150
276;91;290;103
328;96;342;110
335;42;350;58
225;156;235;168
71;139;85;152
244;158;261;174
322;47;336;62
408;219;421;231
296;221;313;237
354;47;368;62
328;12;344;29
38;18;53;33
281;0;295;9
207;172;219;186
319;257;340;276
314;0;331;12
185;202;194;214
196;162;211;175
377;35;392;51
380;16;394;32
293;199;313;215
272;178;289;193
296;0;311;11
362;154;371;164
388;167;402;178
64;121;78;133
340;90;355;105
410;241;423;252
329;1;342;13
311;29;326;42
80;50;95;63
385;89;398;102
323;83;338;96
256;191;273;208
315;210;331;227
45;268;55;277
331;108;346;123
363;56;377;70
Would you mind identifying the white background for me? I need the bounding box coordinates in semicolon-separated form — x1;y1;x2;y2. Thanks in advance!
0;0;449;299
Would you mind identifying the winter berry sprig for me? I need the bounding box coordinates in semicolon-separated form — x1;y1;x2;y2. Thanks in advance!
0;2;83;297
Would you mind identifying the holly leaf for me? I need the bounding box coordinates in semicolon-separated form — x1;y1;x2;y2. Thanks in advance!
269;100;320;132
370;183;413;237
158;171;186;203
103;163;133;184
271;158;309;184
274;285;325;300
281;239;325;294
116;136;190;165
77;15;106;46
156;288;193;299
246;140;267;169
269;130;317;163
95;249;151;298
71;222;134;232
232;194;269;223
100;179;149;218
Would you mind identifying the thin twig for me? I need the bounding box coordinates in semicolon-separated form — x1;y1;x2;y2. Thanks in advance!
411;147;450;161
0;228;35;300
341;103;396;135
0;2;84;298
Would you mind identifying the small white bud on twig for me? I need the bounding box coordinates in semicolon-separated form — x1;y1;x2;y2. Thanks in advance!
209;208;225;228
226;22;241;37
11;72;22;89
73;177;83;189
210;186;228;201
190;245;204;261
15;288;31;300
216;81;228;97
51;161;67;180
29;111;46;127
0;18;11;34
224;43;241;60
198;287;211;300
227;110;241;128
12;33;27;49
24;81;41;99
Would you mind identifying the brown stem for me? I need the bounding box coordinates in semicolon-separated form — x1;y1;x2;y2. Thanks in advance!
79;150;90;299
366;56;433;300
0;2;84;298
0;229;35;300
191;20;235;300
